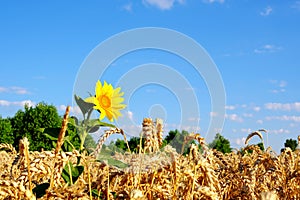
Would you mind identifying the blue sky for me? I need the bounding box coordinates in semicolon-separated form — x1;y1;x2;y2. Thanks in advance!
1;0;300;153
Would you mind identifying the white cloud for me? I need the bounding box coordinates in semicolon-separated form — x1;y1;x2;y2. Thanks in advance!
225;114;243;123
291;1;300;10
260;6;272;16
0;86;30;95
210;112;218;117
269;129;290;134
225;105;236;110
256;120;264;125
0;100;35;107
143;0;185;10
181;125;201;133
269;80;287;93
121;124;142;137
253;106;261;112
271;89;286;94
127;111;134;120
265;102;300;112
203;0;224;3
279;81;287;88
122;3;133;12
0;87;7;93
188;117;200;122
290;123;297;128
241;128;251;133
235;137;246;146
254;44;281;54
58;105;81;116
243;113;253;118
266;115;300;123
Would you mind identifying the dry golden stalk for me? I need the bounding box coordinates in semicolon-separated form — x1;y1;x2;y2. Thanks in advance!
182;133;207;155
0;143;17;154
55;105;70;155
170;152;179;199
260;191;278;200
245;130;264;145
155;118;164;148
19;137;33;194
130;189;144;199
189;143;199;161
296;135;300;151
142;118;153;152
93;127;130;157
142;118;155;153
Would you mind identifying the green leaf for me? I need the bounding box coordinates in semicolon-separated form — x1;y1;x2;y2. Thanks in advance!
74;95;94;115
86;119;115;133
44;133;58;141
69;116;79;126
33;183;50;198
97;154;129;169
52;141;57;148
88;126;100;133
61;162;84;185
92;189;102;198
42;128;61;140
88;119;115;128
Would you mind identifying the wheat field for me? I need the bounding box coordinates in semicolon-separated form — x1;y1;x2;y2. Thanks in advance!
0;115;299;200
0;135;300;200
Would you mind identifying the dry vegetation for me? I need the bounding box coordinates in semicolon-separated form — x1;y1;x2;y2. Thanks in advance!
0;117;300;199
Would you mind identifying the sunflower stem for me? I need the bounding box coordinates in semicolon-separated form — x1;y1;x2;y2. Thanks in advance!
80;130;88;151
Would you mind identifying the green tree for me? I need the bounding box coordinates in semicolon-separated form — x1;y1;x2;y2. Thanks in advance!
281;138;298;152
84;134;97;153
164;129;190;154
10;103;62;151
209;133;231;154
257;142;265;151
115;139;127;152
128;137;145;153
0;116;14;144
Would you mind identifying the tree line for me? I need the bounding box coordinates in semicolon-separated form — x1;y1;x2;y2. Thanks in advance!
0;103;298;154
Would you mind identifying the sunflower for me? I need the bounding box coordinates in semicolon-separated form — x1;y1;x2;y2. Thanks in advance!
85;80;126;121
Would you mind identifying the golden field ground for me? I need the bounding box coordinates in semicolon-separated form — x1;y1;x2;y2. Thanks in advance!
0;142;299;200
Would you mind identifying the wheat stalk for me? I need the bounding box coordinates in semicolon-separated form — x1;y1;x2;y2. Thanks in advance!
245;130;264;146
55;105;70;155
0;143;17;154
155;118;164;148
93;127;130;157
19;137;33;194
142;118;154;153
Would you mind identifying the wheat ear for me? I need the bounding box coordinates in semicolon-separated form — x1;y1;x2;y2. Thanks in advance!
19;137;33;193
156;118;164;148
93;128;130;157
55;106;70;155
245;130;264;145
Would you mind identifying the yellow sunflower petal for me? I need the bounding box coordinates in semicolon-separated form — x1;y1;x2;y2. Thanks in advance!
112;97;124;104
99;110;106;121
92;80;126;121
85;96;95;104
95;80;103;97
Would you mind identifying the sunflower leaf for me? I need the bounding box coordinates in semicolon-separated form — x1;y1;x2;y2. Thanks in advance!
33;183;50;198
87;119;115;128
88;125;100;133
61;162;84;185
96;155;129;169
74;95;94;115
